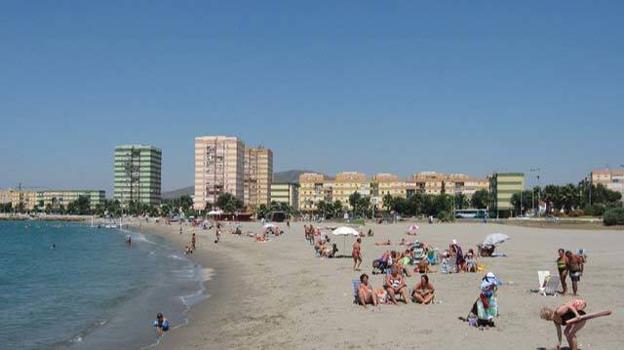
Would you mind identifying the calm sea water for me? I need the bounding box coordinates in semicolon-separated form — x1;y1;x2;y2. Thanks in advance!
0;221;205;350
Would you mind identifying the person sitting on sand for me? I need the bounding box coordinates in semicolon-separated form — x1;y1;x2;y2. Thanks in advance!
416;257;430;274
375;239;391;246
384;266;409;304
153;312;170;337
184;245;192;255
367;229;374;237
396;251;413;277
412;274;435;304
357;273;379;307
540;299;612;350
465;249;477;272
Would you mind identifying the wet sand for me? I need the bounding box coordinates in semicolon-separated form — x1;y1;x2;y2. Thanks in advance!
129;220;624;350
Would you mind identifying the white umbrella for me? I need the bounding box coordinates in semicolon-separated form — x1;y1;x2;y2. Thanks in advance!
207;210;223;216
332;226;359;256
331;226;359;236
483;233;510;246
407;224;420;234
263;223;277;229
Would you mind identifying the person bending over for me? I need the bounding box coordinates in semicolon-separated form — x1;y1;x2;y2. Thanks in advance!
540;299;611;350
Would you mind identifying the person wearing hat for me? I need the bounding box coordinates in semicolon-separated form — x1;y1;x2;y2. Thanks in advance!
153;312;170;337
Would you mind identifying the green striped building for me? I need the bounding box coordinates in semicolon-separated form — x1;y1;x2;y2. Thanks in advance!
113;145;162;206
490;172;525;217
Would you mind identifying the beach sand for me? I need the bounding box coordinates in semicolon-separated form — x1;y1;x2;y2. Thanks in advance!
129;220;624;350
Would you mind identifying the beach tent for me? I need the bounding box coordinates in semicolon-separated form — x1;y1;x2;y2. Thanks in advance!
407;224;420;234
483;233;510;246
332;226;359;256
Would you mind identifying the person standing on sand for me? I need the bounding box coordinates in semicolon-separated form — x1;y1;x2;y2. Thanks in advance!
352;238;362;271
191;233;196;250
540;299;611;350
566;250;584;295
556;248;568;295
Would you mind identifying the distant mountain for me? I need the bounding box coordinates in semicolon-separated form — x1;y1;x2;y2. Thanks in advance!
162;170;322;199
162;186;194;199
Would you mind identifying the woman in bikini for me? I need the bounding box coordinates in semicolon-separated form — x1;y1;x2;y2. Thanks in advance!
384;266;409;304
357;273;378;307
540;299;611;350
411;274;435;304
556;248;568;295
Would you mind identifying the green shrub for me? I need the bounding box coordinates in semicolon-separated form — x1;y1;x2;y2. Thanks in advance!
437;210;455;222
603;208;624;226
584;204;605;217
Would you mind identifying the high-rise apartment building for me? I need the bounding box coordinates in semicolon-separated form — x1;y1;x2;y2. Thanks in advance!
270;182;299;210
113;145;162;206
490;172;525;216
194;136;245;210
244;147;273;209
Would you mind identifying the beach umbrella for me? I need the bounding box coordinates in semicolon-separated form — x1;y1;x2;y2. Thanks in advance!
331;226;359;236
407;224;420;234
207;210;223;216
263;223;277;229
331;226;359;255
483;233;510;246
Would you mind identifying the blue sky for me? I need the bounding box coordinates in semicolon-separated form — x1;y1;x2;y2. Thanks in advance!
1;1;623;194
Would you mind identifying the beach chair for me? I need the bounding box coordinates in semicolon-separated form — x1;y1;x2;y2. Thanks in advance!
543;275;560;296
352;279;362;304
538;271;550;294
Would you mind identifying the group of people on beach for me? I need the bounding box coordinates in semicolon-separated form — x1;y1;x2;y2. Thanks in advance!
556;248;587;296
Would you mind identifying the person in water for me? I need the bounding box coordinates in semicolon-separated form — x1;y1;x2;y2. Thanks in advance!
126;236;132;246
540;299;611;350
191;233;196;250
153;312;170;337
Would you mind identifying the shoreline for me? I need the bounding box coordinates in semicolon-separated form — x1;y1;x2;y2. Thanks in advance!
124;220;624;349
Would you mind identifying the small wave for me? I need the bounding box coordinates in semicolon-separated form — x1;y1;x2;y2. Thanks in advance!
202;267;215;282
71;335;83;343
180;288;208;307
168;254;186;261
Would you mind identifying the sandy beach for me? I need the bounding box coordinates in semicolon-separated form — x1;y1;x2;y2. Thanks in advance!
128;220;624;350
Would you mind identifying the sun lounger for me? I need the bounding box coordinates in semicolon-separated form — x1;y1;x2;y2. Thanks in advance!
538;271;550;294
543;274;560;296
352;279;361;304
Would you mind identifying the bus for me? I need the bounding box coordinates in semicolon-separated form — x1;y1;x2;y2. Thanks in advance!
453;209;488;219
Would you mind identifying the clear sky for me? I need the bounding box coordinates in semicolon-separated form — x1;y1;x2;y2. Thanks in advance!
1;1;623;195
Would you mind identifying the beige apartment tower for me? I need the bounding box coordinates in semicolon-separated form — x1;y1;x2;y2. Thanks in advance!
244;147;273;209
194;136;245;210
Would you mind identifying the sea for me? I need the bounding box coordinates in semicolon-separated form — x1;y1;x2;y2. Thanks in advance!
0;220;207;350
